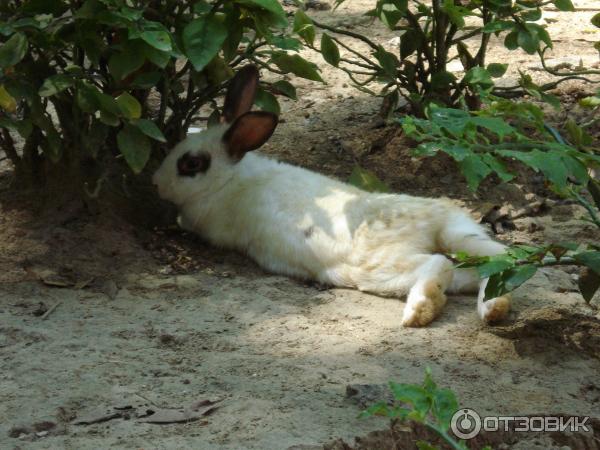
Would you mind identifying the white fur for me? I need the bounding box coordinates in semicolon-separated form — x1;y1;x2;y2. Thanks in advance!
153;125;511;327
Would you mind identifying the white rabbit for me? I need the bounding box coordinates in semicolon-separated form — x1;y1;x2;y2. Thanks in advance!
153;65;511;327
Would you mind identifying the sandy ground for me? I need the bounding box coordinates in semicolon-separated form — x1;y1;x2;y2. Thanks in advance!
1;1;600;449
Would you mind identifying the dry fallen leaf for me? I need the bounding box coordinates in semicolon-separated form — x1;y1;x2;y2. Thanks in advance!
73;398;221;426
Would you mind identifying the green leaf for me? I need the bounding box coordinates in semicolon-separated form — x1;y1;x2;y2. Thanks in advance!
116;92;142;119
497;149;569;189
76;83;100;113
359;401;392;418
380;8;405;29
470;116;515;138
375;46;399;79
588;180;600;211
521;8;542;21
237;0;287;22
541;92;560;110
193;1;212;14
39;75;74;97
223;22;243;61
574;251;600;275
459;154;492;191
388;382;431;418
504;30;519;50
517;28;539;54
271;80;297;100
131;118;166;143
0;33;28;68
481;153;514;182
131;71;161;89
271;52;324;82
432;388;458;430
422;367;437;394
477;258;514;278
117;123;152;174
139;21;172;52
483;20;514;33
553;0;575;11
487;63;508;78
578;268;600;303
463;67;494;90
0;117;32;138
271;36;303;51
592;13;600;28
183;15;229;72
416;442;438;450
143;44;170;69
321;33;340;67
293;9;315;46
579;95;600;108
504;264;537;290
21;0;68;15
95;91;122;117
108;42;146;81
99;111;120;127
441;0;466;28
0;85;17;112
484;264;537;299
348;165;390;193
400;29;422;59
254;88;280;115
431;71;456;90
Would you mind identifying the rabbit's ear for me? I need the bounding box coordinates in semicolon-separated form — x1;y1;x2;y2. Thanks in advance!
223;65;259;123
222;111;278;162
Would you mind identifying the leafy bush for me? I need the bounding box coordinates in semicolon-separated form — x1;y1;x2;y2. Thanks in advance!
400;98;600;302
0;0;320;199
298;0;600;115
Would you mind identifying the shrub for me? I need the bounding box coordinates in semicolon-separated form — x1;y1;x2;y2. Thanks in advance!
298;0;600;115
400;97;600;302
0;0;319;204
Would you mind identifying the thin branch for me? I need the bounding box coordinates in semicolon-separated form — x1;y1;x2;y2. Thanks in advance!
0;128;22;170
311;19;379;50
329;37;379;68
538;47;600;77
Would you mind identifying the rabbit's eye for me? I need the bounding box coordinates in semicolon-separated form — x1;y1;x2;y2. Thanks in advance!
177;152;211;177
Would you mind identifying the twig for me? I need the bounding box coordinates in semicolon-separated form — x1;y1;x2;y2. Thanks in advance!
311;19;379;50
41;301;61;320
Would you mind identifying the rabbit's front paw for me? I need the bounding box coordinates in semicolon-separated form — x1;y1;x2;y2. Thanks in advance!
479;294;511;323
401;280;447;327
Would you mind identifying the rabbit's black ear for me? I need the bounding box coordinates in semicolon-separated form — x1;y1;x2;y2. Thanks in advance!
223;111;278;162
223;65;259;123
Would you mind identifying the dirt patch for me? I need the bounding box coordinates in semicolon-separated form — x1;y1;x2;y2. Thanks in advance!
323;417;600;450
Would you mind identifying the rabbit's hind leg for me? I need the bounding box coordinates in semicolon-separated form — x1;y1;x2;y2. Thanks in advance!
401;254;454;327
328;252;454;327
440;212;511;323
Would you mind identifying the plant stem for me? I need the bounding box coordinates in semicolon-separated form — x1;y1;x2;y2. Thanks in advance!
311;19;379;50
424;422;465;450
0;128;22;172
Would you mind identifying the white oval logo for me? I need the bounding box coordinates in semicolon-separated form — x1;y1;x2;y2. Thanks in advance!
451;408;482;440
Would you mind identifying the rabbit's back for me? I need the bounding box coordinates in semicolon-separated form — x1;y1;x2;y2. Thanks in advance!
180;152;463;285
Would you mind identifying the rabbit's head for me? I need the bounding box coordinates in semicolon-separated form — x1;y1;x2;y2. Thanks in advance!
152;65;278;206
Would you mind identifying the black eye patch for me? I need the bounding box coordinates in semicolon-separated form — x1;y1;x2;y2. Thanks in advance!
177;152;211;177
